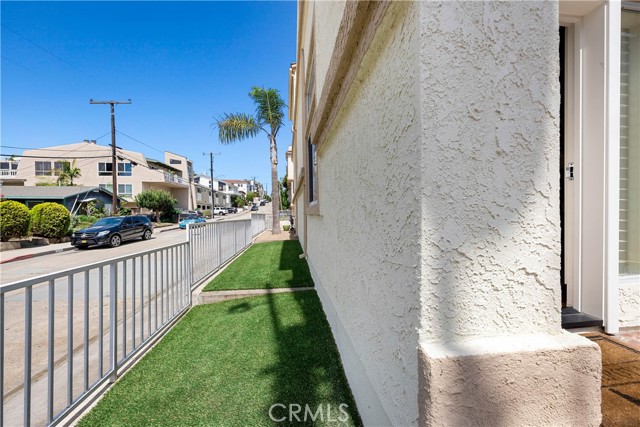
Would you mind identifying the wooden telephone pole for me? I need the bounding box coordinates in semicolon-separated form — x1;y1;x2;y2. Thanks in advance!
90;99;131;214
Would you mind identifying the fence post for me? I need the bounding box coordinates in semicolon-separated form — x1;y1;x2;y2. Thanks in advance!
109;263;118;383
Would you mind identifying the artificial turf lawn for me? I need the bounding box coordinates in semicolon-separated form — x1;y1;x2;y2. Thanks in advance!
203;240;313;291
78;291;362;427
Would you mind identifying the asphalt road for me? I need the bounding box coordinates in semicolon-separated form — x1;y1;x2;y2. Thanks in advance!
0;210;252;285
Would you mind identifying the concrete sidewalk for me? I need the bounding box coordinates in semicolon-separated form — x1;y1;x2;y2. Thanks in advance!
0;240;75;264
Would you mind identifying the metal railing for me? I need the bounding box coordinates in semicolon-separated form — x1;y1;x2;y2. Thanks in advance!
1;214;270;426
188;219;253;285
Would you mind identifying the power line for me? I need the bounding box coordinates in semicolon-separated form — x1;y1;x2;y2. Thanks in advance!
0;153;111;159
1;24;94;79
1;55;42;76
116;130;165;154
2;145;109;152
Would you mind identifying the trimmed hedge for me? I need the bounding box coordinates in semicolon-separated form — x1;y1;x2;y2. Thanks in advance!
30;202;71;238
0;200;31;241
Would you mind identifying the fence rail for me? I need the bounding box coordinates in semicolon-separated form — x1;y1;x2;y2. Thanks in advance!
1;214;269;426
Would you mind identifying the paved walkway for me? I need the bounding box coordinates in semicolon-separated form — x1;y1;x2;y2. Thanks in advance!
254;229;298;243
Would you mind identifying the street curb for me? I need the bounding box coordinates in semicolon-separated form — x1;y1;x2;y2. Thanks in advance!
0;246;76;264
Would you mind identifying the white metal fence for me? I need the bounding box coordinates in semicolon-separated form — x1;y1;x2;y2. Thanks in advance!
1;215;269;426
188;219;254;285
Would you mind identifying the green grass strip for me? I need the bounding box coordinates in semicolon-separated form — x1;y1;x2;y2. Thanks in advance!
78;291;361;427
203;240;313;291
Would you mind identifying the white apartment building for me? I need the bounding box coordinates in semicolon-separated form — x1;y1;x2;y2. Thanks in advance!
13;141;197;212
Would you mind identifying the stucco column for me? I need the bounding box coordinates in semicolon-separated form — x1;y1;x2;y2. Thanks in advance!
417;2;601;425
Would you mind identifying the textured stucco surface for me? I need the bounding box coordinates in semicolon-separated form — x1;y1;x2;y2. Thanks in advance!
306;2;421;425
313;0;346;96
418;333;602;426
619;283;640;327
418;1;564;341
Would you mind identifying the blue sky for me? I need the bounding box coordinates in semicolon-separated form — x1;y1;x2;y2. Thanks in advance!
1;1;296;191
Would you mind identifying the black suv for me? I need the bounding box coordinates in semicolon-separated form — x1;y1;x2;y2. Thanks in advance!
71;215;153;249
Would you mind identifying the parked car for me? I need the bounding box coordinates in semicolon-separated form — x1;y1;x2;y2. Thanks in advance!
259;201;266;206
179;214;206;229
251;205;259;212
226;207;238;214
213;207;226;216
71;215;153;249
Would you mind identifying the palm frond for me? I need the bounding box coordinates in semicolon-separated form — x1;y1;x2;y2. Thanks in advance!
249;87;286;135
213;113;261;144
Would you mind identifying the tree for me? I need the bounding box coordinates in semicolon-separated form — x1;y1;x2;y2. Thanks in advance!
214;87;285;234
55;160;81;186
280;174;290;210
134;189;177;222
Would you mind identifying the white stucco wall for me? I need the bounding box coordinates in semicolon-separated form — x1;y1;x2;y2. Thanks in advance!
418;1;563;341
619;283;640;327
305;3;420;425
313;0;346;97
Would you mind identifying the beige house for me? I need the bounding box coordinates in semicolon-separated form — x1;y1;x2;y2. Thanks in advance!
13;140;196;212
289;1;640;425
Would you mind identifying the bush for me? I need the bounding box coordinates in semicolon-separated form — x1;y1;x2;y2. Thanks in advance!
202;209;212;218
118;207;132;216
0;200;31;241
30;202;71;238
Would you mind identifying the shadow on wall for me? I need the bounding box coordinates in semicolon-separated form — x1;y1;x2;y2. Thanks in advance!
418;2;587;425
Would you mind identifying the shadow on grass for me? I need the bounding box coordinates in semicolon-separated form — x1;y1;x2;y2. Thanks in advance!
279;240;313;288
258;243;362;426
262;291;362;426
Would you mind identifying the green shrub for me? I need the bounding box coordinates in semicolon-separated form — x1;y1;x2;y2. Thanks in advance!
30;202;71;238
118;207;132;216
0;200;31;241
202;209;212;218
282;224;291;231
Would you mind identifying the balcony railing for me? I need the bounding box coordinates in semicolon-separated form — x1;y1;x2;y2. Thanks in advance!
0;170;17;177
0;215;269;426
163;172;189;186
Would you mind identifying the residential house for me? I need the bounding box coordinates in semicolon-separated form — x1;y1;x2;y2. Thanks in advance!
0;185;123;214
13;141;195;212
288;1;639;425
225;179;259;199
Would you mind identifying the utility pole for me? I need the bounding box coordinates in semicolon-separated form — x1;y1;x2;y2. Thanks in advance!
90;99;131;214
203;152;220;212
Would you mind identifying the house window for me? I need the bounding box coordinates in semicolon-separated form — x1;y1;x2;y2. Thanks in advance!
99;183;133;198
118;184;133;198
98;162;113;176
0;162;18;176
620;9;640;275
35;161;52;176
170;159;182;165
118;163;132;176
305;54;316;116
53;162;69;176
307;137;318;203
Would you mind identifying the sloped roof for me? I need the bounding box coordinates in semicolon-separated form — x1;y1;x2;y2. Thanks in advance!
0;185;123;201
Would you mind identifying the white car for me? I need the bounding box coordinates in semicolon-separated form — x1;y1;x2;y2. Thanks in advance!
213;207;226;216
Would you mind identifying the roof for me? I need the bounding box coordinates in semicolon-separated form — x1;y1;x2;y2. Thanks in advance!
224;179;250;184
146;158;182;173
0;185;124;201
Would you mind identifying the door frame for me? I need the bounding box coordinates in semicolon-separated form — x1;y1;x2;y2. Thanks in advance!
560;2;621;333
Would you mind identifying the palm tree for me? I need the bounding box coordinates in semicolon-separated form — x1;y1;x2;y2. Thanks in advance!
214;86;285;234
55;159;82;186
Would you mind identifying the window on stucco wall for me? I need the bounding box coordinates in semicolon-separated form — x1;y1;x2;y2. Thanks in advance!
307;137;318;203
620;8;640;275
